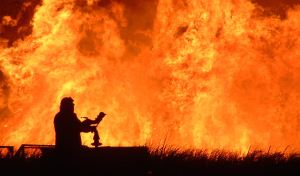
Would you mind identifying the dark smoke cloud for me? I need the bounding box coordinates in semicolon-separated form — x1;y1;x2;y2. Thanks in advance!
0;0;41;47
1;0;299;48
251;0;300;19
0;0;158;51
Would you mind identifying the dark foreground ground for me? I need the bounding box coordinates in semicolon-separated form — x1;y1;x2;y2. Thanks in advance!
0;146;300;176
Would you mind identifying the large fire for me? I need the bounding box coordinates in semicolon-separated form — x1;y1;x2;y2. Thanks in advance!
1;0;300;153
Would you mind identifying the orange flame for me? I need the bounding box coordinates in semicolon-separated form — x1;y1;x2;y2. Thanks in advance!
1;0;300;153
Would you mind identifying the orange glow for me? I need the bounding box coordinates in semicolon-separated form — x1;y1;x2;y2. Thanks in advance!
1;0;300;153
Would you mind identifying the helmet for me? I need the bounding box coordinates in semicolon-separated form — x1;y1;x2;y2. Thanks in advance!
60;97;74;112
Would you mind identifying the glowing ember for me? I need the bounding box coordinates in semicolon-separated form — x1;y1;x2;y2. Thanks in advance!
1;0;300;153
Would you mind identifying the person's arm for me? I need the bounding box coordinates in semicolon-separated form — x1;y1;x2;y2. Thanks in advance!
79;117;97;132
77;112;106;132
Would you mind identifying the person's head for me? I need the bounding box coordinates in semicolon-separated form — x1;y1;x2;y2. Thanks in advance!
60;97;74;113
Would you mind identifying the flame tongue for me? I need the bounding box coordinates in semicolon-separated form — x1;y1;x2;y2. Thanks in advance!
0;0;300;152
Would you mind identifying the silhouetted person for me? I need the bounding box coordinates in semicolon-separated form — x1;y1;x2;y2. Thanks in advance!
54;97;105;156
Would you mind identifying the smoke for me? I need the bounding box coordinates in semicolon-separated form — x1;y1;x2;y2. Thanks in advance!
251;0;300;19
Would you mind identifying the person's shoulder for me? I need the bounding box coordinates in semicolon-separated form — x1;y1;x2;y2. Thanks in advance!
73;113;81;120
55;111;62;116
54;112;62;120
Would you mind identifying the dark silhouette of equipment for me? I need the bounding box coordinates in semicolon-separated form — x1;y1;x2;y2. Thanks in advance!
82;112;106;147
14;144;54;158
0;146;14;158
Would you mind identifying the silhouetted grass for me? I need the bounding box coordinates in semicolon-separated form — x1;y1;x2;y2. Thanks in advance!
148;146;300;176
0;146;299;176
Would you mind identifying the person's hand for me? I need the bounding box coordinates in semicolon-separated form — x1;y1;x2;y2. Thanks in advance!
90;126;97;132
83;118;93;125
95;113;105;123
